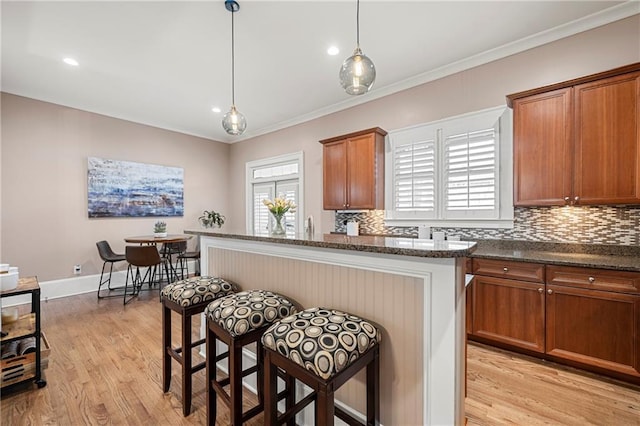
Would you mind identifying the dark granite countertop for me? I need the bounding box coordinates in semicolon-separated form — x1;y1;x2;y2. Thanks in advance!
185;229;476;258
471;240;640;272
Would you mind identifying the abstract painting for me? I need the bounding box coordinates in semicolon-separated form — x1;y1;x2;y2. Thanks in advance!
88;157;184;217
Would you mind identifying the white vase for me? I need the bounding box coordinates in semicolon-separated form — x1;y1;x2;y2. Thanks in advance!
154;232;168;238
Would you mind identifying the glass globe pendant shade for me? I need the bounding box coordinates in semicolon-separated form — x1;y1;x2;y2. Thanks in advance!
222;105;247;135
339;47;376;95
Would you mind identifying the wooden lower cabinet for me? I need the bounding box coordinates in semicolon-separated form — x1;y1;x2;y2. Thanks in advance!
472;276;545;353
546;284;640;379
468;259;640;384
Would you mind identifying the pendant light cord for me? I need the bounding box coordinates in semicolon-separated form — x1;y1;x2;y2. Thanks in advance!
231;7;236;106
356;0;360;48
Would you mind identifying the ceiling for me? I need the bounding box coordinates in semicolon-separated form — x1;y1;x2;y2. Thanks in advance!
2;1;637;143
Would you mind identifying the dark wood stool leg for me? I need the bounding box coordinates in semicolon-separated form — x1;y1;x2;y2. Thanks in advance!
207;328;217;426
162;303;171;393
264;350;278;425
316;382;335;426
256;341;264;406
182;311;192;416
367;347;380;426
230;340;243;426
285;373;296;426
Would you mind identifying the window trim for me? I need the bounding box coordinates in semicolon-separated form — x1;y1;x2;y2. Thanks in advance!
385;106;513;229
245;151;304;234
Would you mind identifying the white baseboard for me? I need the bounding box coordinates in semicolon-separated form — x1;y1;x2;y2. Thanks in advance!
1;260;197;307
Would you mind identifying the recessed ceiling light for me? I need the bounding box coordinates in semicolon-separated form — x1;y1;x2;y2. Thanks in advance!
212;107;221;113
327;46;340;56
63;57;79;66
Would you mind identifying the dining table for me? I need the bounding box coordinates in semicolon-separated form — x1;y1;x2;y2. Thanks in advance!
124;234;193;245
124;234;193;283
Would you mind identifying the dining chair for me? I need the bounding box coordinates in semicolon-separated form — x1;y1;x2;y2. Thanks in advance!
161;241;187;283
177;243;200;279
124;245;168;305
96;240;127;300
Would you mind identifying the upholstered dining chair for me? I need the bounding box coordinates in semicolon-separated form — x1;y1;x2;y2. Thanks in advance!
124;245;168;305
96;240;127;300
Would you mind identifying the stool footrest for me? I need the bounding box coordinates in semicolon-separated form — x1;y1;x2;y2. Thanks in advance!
210;362;259;391
335;405;365;426
241;403;264;423
279;391;315;424
192;361;206;374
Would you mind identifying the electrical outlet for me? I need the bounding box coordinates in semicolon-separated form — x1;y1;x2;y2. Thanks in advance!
73;264;81;275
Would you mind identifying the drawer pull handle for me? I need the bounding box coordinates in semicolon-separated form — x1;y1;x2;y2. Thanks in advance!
547;289;553;295
538;288;543;293
503;267;509;272
564;196;570;202
588;276;595;283
574;196;580;202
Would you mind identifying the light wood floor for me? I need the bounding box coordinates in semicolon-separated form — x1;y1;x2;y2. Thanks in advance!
2;291;639;425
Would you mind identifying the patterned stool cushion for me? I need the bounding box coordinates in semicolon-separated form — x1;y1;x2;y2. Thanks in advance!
205;290;298;337
261;307;381;380
161;276;238;307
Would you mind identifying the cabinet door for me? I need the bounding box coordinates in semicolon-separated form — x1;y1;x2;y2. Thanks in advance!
574;71;640;205
472;275;545;353
513;88;573;206
546;284;640;379
346;133;377;209
322;140;347;210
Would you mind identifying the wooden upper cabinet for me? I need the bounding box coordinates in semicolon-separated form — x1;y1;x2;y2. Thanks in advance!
512;88;573;206
508;63;640;206
574;71;640;205
320;128;387;210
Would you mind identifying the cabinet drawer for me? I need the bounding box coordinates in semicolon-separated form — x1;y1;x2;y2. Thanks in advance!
547;265;640;294
472;258;545;283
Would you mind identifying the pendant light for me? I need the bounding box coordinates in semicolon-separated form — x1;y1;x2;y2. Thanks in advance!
339;0;376;95
222;0;247;135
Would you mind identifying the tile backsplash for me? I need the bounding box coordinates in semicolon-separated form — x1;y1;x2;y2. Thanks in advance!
335;206;640;246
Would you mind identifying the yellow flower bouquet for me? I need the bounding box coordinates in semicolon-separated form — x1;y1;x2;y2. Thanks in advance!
262;196;296;235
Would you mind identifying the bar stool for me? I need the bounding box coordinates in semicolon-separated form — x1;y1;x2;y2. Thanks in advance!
161;276;238;416
96;240;127;300
261;307;381;426
205;290;299;425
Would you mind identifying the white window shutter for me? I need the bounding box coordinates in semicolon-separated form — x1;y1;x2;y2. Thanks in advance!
275;180;298;236
444;128;498;218
393;139;436;213
252;183;274;236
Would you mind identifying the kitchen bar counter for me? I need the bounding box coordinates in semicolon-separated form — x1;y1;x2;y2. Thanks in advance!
472;240;640;272
186;229;474;425
185;229;476;258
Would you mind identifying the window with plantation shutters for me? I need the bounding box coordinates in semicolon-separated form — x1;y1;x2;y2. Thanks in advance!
394;139;436;214
246;152;304;235
386;106;513;228
444;128;497;218
252;183;273;236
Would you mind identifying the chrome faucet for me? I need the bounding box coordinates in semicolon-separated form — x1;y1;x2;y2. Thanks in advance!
305;215;314;237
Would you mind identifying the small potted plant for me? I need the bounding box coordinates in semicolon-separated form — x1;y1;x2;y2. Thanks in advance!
154;220;167;237
199;210;225;228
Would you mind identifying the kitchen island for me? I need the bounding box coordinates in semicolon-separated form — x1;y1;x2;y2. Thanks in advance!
185;229;476;426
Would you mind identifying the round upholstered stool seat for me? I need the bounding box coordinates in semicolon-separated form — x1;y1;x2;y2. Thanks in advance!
161;276;237;307
160;276;238;417
205;289;298;337
262;307;381;425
